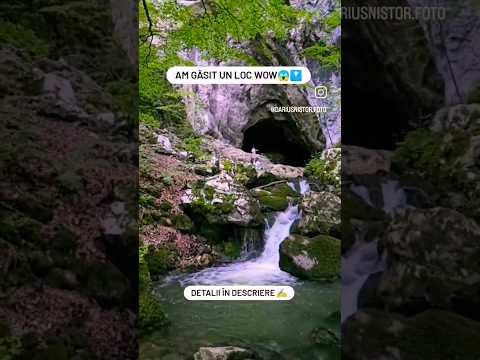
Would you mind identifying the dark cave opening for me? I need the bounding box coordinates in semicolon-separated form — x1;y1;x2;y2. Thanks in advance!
242;119;311;167
342;88;413;150
341;15;443;150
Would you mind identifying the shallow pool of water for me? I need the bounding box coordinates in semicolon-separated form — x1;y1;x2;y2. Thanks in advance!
140;280;340;360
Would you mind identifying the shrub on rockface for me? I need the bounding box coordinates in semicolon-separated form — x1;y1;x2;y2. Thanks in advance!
0;21;49;56
393;128;470;190
139;245;168;330
305;148;340;194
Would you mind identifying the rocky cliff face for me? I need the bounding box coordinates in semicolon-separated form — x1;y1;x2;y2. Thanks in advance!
176;0;341;160
342;1;480;358
408;0;480;105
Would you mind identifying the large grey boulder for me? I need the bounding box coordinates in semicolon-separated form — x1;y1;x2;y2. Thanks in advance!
193;346;257;360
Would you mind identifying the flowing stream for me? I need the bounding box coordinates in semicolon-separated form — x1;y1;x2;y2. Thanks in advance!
341;180;408;322
141;180;340;359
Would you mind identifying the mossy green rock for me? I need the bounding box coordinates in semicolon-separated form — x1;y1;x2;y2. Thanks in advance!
280;234;340;281
257;194;289;211
252;182;299;212
139;291;169;331
296;191;340;237
172;213;194;232
343;309;480;360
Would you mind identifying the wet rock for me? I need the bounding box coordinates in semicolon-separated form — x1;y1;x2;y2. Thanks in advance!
343;146;392;176
46;268;78;290
157;134;173;153
252;182;299;212
341;189;387;253
342;309;480;360
193;346;257;360
171;213;194;232
182;173;263;226
83;261;130;307
379;208;480;312
310;327;339;347
296;191;340;237
280;234;340;281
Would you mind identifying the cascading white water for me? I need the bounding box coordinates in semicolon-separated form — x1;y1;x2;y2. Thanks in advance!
170;180;310;286
342;180;408;322
381;180;408;215
341;241;385;322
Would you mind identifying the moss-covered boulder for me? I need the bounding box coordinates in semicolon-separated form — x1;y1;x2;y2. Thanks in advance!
279;234;340;281
296;191;340;237
252;182;299;212
342;309;480;360
378;207;480;313
182;173;263;226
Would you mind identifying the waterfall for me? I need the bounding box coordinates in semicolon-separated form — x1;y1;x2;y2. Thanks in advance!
381;180;408;215
172;181;310;286
341;241;385;322
342;180;410;322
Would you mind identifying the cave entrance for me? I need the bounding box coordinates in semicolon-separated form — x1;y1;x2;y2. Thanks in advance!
242;119;311;167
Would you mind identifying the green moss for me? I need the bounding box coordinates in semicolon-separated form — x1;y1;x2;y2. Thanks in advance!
393;129;470;190
0;215;42;244
162;176;174;186
324;10;341;30
258;194;289;211
0;336;23;360
181;136;208;160
280;235;340;281
171;214;194;232
145;247;177;277
303;42;340;71
191;193;236;216
304;153;339;192
308;235;341;281
0;21;49;56
270;183;299;198
139;193;156;209
105;80;137;114
223;241;242;259
466;85;480;104
398;310;480;358
139;291;169;331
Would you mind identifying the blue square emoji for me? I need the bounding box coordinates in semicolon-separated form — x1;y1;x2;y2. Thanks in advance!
290;69;302;82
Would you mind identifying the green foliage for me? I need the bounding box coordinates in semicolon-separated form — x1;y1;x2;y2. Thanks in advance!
145;247;177;276
394;129;470;189
222;161;256;185
139;244;151;291
139;291;168;330
304;154;339;189
105;80;137;114
191;186;236;216
139;193;156;209
157;0;306;61
0;336;23;360
304;42;340;71
223;241;241;259
324;10;341;31
0;21;49;56
181;136;208;159
222;160;234;173
139;244;169;330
